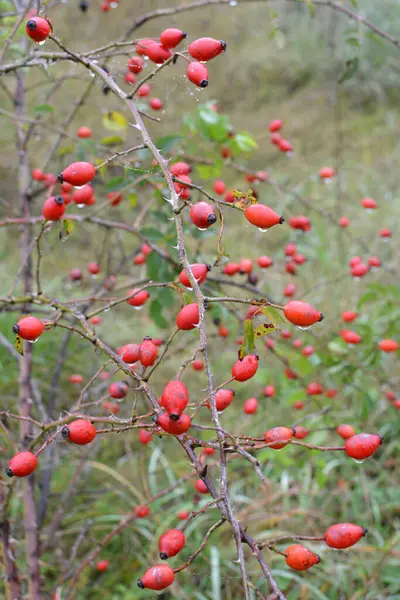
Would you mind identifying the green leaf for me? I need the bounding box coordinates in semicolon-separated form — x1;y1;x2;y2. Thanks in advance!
305;0;315;17
128;193;137;207
59;145;73;157
34;104;53;115
157;287;175;308
366;31;384;46
102;111;128;132
346;36;360;47
101;135;125;146
338;57;359;84
150;299;168;329
141;227;165;242
232;132;258;154
239;319;255;360
105;177;125;192
146;252;173;283
195;163;222;179
154;135;183;154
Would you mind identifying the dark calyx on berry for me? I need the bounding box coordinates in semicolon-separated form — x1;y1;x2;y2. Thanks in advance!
55;195;64;205
12;324;20;334
318;313;324;322
57;173;64;183
279;216;285;224
169;413;180;421
207;214;217;224
6;468;14;477
137;579;145;589
220;40;227;50
61;426;70;438
26;19;37;30
200;79;208;88
80;0;89;11
160;552;168;560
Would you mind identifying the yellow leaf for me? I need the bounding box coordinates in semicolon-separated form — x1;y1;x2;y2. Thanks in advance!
102;111;128;132
253;306;278;338
15;335;23;356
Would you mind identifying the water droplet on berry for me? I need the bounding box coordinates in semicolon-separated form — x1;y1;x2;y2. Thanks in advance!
229;0;238;5
37;40;46;46
258;227;268;232
77;203;85;208
198;227;207;231
297;325;311;331
353;458;365;464
132;306;143;311
27;337;39;344
74;185;84;190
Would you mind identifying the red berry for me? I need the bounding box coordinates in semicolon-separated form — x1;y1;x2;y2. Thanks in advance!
160;28;186;48
202;447;215;456
188;37;226;61
150;97;163;111
380;228;391;238
285;262;296;275
285;368;297;380
232;354;259;382
102;401;120;415
12;316;44;341
118;343;140;364
176;303;199;330
178;510;189;520
283;300;323;328
280;329;292;339
319;167;335;179
292;339;302;348
257;255;273;268
141;243;152;256
238;258;252;274
244;204;283;230
213;179;226;195
293;253;306;265
135;38;156;55
87;262;100;276
62;419;96;445
170;162;191;176
72;185;93;206
263;385;275;397
89;316;101;326
285;242;297;256
189;201;216;229
278;138;293;153
179;264;210;288
368;256;381;268
285;545;320;571
218;326;229;338
107;192;123;206
96;560;109;572
361;197;377;210
101;2;110;12
344;433;382;460
7;451;38;478
220;146;233;159
307;381;323;396
223;262;240;276
139;429;153;445
324;523;366;549
108;381;129;399
187;62;209;88
378;339;399;353
351;263;369;278
340;330;361;345
133;253;145;265
243;397;258;414
42;195;65;221
127;56;144;73
268;119;283;132
158;412;191;434
126;288;149;307
138;83;152;97
336;424;355;440
192;359;203;371
211;389;234;411
138;564;174;590
124;72;136;85
134;505;150;518
145;42;172;64
26;16;51;43
69;374;84;384
284;283;296;298
139;337;158;367
194;479;209;494
294;426;309;439
270;133;282;145
32;168;46;181
159;529;186;559
264;426;294;449
302;345;315;357
288;216;311;231
339;216;349;228
161;380;189;419
58;162;95;187
77;126;92;138
341;311;358;322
